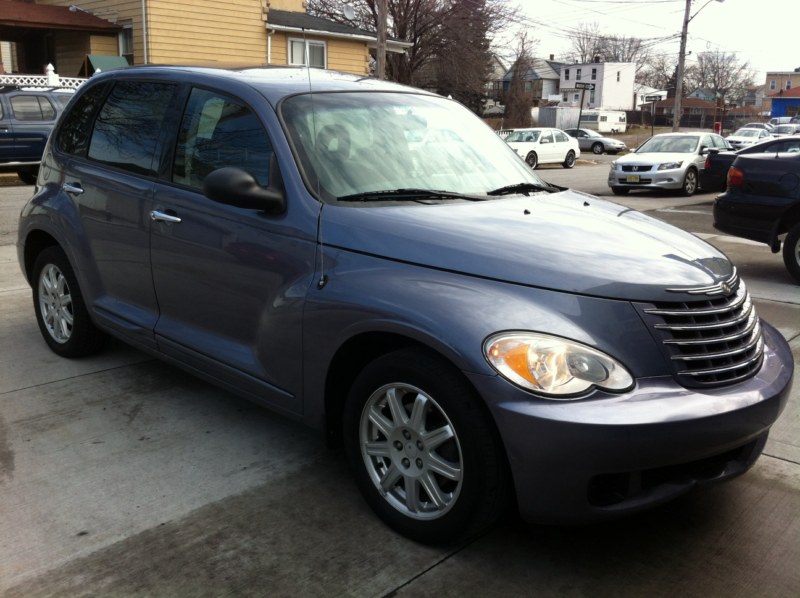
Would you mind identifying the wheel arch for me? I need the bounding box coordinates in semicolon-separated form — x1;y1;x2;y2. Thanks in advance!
22;229;60;284
777;205;800;237
322;331;502;455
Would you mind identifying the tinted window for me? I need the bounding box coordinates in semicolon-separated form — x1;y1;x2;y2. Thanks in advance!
57;82;111;156
172;88;271;189
87;81;176;176
10;95;56;121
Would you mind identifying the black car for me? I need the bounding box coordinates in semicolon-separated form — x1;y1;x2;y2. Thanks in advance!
0;86;74;183
713;152;800;282
700;136;800;192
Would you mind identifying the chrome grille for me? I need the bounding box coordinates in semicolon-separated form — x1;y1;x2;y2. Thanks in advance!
638;278;764;387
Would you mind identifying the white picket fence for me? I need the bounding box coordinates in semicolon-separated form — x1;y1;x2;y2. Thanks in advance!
0;64;86;89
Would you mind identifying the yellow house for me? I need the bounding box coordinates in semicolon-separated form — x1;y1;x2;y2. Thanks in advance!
0;0;410;77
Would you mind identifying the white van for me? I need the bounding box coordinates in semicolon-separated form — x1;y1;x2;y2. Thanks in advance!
579;110;627;133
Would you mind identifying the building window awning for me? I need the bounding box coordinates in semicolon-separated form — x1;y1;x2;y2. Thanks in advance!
79;55;130;77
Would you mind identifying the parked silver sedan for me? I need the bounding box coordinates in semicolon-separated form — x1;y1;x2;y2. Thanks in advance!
608;132;729;196
564;128;627;155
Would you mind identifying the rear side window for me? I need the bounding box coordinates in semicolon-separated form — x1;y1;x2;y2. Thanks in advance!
57;82;111;156
87;81;176;176
172;88;272;190
10;95;56;121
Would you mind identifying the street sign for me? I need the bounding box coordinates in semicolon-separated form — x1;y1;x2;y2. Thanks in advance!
575;82;594;90
645;95;661;102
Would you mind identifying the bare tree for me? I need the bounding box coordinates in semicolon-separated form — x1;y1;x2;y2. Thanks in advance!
306;0;517;102
638;51;678;91
564;22;603;64
685;51;756;102
502;33;536;128
600;34;649;77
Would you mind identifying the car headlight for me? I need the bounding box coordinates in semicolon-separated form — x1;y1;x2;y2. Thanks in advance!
658;161;682;170
483;332;633;398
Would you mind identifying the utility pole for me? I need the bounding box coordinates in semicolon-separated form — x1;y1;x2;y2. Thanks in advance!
672;0;725;132
672;0;691;132
376;0;387;80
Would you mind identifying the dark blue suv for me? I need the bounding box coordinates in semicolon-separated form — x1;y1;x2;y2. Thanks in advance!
16;67;794;543
0;86;74;183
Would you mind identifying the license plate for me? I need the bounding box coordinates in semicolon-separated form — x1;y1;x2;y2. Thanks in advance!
626;174;640;183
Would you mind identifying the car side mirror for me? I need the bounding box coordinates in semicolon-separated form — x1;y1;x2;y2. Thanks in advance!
699;146;709;155
203;154;286;214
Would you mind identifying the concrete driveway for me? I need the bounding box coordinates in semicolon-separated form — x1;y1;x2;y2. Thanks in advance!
1;177;798;597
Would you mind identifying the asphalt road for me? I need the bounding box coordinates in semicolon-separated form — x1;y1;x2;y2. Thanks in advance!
1;173;798;597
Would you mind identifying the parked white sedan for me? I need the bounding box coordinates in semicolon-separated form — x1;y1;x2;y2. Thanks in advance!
505;128;580;169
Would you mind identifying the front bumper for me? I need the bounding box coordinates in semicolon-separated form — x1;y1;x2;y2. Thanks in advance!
467;321;793;524
607;166;688;191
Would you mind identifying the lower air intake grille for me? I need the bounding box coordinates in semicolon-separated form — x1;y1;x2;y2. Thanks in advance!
638;279;764;388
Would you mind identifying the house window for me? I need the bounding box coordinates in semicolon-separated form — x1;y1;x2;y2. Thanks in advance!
573;93;579;102
576;68;582;81
289;39;326;68
770;80;776;90
563;93;568;102
616;71;620;82
787;80;793;90
119;25;133;65
589;90;595;104
591;68;596;80
565;69;570;81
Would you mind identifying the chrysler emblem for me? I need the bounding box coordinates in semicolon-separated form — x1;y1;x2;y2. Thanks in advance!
720;282;733;295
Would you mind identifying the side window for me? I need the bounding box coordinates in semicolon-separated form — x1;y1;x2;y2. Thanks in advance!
10;95;56;121
56;82;110;156
554;131;568;143
540;131;554;143
87;81;176;176
173;88;272;190
0;99;4;120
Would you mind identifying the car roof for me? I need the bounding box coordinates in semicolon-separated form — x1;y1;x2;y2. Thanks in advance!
87;65;433;105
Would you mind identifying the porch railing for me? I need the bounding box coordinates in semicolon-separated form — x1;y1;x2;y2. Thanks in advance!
0;64;86;89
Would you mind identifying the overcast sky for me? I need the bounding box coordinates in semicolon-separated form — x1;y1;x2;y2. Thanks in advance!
500;0;797;82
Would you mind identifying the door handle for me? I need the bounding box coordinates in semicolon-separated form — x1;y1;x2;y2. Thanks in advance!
150;210;182;224
63;183;84;195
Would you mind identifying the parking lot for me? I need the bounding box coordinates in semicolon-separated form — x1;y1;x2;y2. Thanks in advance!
1;171;798;597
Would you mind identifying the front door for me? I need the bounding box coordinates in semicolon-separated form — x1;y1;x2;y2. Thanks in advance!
149;87;317;414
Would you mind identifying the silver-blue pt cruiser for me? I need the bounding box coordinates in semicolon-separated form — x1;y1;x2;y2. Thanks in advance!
17;66;793;544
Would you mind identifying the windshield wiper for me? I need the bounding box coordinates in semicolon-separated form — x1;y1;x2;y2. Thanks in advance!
337;188;486;202
487;182;561;196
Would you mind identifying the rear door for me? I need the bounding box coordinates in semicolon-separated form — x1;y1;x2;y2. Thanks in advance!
55;79;181;349
7;93;58;163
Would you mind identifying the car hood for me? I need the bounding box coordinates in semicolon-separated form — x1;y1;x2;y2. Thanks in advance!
320;190;733;302
615;151;694;165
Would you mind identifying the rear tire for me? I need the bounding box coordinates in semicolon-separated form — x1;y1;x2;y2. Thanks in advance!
782;223;800;283
525;152;538;169
343;348;510;544
32;246;107;357
562;151;576;169
17;167;38;185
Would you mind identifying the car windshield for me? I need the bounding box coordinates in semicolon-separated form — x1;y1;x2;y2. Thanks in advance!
637;135;699;153
582;129;602;138
505;130;541;143
734;129;760;138
772;125;794;134
280;92;543;201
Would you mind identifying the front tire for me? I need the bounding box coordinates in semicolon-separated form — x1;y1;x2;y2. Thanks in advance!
681;168;698;196
525;152;538;169
32;246;107;357
562;151;576;169
611;186;629;196
591;142;604;155
782;223;800;283
343;348;510;544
